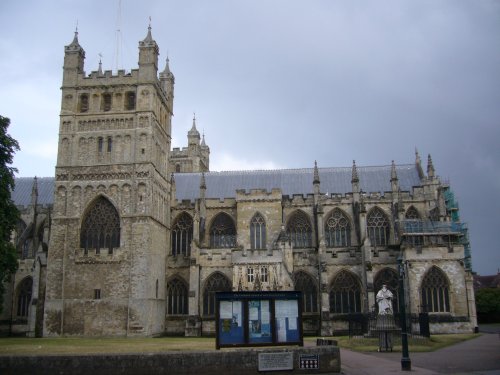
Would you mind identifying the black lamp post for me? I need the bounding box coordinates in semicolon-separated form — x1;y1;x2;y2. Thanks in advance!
397;254;411;371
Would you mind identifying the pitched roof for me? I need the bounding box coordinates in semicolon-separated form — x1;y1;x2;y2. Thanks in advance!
174;164;422;201
11;164;423;205
12;177;55;207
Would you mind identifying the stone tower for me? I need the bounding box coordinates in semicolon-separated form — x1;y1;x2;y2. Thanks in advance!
169;115;210;173
43;26;173;336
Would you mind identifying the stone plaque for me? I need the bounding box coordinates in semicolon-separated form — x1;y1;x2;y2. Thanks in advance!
258;352;293;371
299;354;319;369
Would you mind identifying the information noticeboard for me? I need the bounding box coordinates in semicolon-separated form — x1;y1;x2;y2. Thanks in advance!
216;291;303;349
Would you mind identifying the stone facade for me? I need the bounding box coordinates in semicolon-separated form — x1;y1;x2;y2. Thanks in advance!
1;27;477;337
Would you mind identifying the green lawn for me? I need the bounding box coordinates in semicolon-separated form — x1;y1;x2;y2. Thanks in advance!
0;334;479;356
318;333;479;352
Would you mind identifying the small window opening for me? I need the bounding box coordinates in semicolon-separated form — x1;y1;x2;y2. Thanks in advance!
107;137;112;152
98;137;103;153
103;93;112;111
94;289;101;300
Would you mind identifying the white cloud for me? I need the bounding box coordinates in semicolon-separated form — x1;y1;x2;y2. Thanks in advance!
211;152;283;172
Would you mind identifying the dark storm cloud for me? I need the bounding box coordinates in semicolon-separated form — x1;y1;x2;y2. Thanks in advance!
1;0;498;274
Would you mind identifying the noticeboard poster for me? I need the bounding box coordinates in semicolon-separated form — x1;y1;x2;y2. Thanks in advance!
248;300;272;344
275;299;300;343
218;300;244;345
216;291;303;349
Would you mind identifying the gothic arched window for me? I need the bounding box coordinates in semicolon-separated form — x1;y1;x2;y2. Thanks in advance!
16;220;30;259
102;93;112;111
17;277;33;318
374;268;400;313
171;212;193;256
329;270;362;314
325;209;351;247
166;278;188;315
367;207;390;247
294;271;318;313
429;207;440;222
125;91;136;110
80;94;89;112
80;197;120;254
250;213;266;249
286;211;312;248
405;206;420;219
209;213;236;248
421;266;450;313
405;206;423;247
203;272;231;316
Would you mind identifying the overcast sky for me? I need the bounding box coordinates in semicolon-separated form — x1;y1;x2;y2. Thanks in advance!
1;1;499;275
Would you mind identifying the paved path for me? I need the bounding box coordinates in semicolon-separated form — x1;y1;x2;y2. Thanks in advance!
340;332;500;375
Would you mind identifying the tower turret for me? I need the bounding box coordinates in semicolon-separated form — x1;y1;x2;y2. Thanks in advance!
63;30;85;86
138;25;159;82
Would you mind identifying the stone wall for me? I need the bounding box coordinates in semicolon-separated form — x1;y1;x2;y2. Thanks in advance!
0;346;340;375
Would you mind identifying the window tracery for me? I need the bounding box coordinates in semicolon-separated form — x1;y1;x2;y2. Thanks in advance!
171;213;193;256
17;277;32;318
80;197;120;254
421;267;450;313
209;213;236;248
250;213;266;249
294;271;318;313
405;206;423;247
325;209;351;247
367;207;390;246
203;273;231;316
329;270;362;313
167;278;188;315
286;211;312;248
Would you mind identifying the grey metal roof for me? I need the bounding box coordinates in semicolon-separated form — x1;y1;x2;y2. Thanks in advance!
11;164;422;205
12;177;55;207
174;164;422;201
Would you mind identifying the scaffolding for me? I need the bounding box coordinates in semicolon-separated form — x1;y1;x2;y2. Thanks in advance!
443;187;472;270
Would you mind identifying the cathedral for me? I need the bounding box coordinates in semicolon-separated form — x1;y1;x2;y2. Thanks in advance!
1;27;477;337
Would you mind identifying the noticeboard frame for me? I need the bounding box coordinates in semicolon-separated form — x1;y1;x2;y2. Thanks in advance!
215;291;303;349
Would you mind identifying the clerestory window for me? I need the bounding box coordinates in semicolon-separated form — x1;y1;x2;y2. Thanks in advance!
286;211;312;248
367;207;390;247
171;212;193;256
209;213;236;248
250;213;266;249
325;209;351;247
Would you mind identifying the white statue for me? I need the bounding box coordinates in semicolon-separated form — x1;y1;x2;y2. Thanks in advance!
376;284;393;315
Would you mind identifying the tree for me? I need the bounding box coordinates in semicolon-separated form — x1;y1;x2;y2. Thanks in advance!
475;288;500;323
0;115;20;314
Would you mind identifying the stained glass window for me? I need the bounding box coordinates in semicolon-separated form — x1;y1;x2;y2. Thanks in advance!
80;197;120;254
367;207;390;247
329;270;362;313
17;277;32;317
421;267;450;312
167;278;188;315
250;213;266;249
209;213;236;248
286;211;312;248
294;271;318;313
325;209;351;247
203;272;231;316
171;212;193;256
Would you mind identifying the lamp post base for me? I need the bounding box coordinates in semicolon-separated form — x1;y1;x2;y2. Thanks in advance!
401;357;412;371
